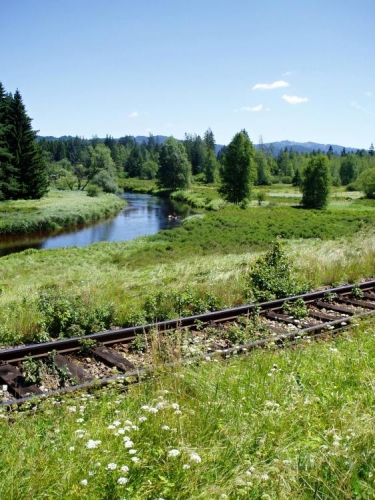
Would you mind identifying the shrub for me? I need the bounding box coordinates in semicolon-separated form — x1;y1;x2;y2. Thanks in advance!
37;285;116;338
246;239;309;301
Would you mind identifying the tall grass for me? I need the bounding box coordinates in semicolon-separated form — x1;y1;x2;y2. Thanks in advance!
1;322;375;498
0;190;125;235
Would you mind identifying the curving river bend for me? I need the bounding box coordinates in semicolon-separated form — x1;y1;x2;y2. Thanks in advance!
0;193;193;257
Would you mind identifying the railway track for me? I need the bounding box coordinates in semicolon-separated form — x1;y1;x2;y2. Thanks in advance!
1;279;375;408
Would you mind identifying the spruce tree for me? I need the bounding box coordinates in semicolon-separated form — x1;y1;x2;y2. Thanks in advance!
219;131;255;204
6;89;48;199
0;82;17;200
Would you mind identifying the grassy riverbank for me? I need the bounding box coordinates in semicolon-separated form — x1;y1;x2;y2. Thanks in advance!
0;190;125;235
1;321;375;499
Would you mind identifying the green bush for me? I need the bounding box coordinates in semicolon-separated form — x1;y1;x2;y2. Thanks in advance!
246;239;309;301
37;285;116;338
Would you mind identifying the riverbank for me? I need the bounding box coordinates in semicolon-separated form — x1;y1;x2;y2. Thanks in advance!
0;190;126;235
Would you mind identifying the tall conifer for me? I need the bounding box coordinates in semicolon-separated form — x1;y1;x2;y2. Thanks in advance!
6;89;48;199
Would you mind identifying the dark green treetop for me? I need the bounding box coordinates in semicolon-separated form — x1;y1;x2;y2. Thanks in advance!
219;131;255;204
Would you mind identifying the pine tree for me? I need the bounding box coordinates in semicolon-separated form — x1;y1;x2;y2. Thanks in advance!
5;89;48;199
219;131;255;204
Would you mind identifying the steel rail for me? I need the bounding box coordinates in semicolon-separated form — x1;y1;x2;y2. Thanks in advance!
1;280;374;364
1;279;375;408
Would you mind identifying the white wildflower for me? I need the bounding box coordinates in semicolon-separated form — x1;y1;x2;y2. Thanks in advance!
124;440;134;448
86;439;101;449
117;477;128;485
162;425;170;431
139;416;147;422
189;452;202;463
80;479;88;486
107;463;117;470
168;449;180;457
171;403;179;410
182;464;190;470
129;449;137;454
131;456;140;463
76;418;84;423
120;465;129;472
69;446;75;452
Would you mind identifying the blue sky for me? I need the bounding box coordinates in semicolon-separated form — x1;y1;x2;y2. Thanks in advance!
1;0;374;148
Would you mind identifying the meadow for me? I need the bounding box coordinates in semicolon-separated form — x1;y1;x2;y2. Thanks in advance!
1;322;375;499
1;183;375;498
0;190;125;235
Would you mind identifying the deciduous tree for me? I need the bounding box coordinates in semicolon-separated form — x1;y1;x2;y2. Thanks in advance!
157;137;191;190
301;155;331;209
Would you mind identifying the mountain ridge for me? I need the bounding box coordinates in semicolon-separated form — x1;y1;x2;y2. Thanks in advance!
37;135;361;156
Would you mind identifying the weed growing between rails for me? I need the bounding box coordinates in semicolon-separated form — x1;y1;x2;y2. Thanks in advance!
2;321;375;498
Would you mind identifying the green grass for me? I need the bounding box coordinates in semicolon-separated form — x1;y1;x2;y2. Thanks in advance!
2;321;375;499
0;190;125;235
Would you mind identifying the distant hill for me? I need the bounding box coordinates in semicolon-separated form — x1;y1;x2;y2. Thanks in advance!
37;135;360;156
256;140;358;155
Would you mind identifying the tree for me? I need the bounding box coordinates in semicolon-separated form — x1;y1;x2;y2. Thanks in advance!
219;131;255;204
203;127;215;153
301;155;331;209
339;155;357;185
157;137;191;190
203;149;218;183
358;168;375;198
5;89;48;199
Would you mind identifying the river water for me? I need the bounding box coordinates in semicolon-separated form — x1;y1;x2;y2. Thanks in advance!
0;193;193;257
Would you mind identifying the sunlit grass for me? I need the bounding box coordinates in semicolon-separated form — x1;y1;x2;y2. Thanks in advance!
1;321;375;499
0;190;125;234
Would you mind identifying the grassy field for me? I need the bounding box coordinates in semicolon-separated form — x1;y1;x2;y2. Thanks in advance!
0;185;375;345
1;321;375;499
1;182;375;498
0;190;125;235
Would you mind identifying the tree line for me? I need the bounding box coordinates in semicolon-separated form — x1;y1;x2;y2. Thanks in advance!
1;82;375;207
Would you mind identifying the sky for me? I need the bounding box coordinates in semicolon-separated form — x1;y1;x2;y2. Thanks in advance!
1;0;374;149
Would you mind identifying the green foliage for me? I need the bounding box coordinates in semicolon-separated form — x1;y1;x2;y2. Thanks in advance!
301;155;331;209
157;137;192;190
0;86;49;200
144;288;219;322
282;298;308;319
86;184;101;197
78;338;97;355
247;239;308;301
37;285;115;338
358;168;375;199
22;356;41;384
130;334;146;354
219;131;256;204
351;284;363;299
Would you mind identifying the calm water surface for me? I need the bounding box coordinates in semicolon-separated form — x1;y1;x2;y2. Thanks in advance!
0;193;193;257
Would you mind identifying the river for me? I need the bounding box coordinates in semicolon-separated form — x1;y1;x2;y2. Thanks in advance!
0;192;193;257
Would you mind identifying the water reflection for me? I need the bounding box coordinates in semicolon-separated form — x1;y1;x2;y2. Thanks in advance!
0;193;192;257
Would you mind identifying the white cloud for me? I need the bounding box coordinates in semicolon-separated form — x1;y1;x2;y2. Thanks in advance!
351;100;375;116
253;80;289;90
365;91;372;97
282;95;308;104
128;111;139;118
282;71;296;76
234;104;264;112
